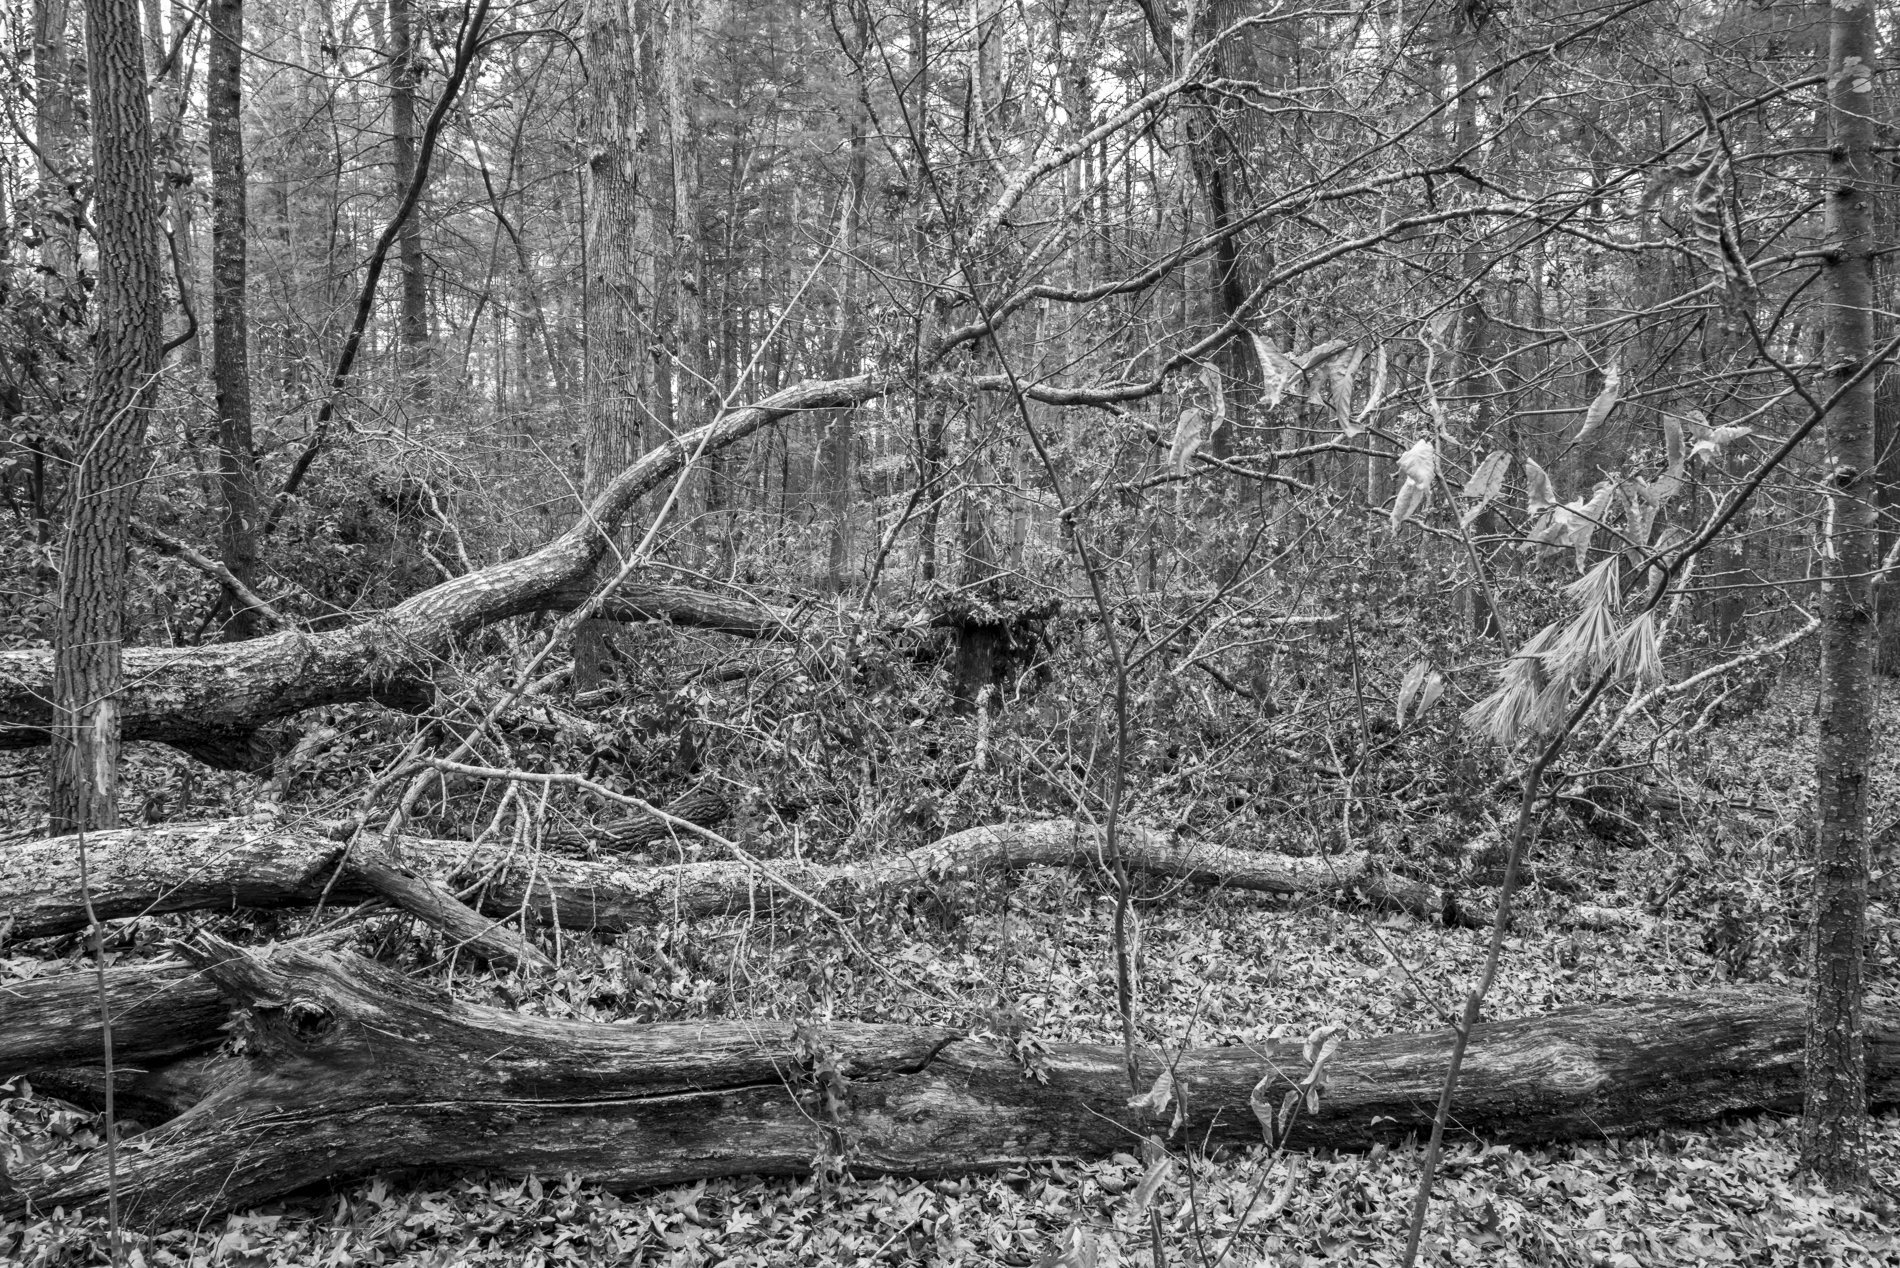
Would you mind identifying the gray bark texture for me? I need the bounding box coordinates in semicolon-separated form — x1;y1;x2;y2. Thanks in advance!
1803;0;1882;1188
0;818;1467;947
49;0;166;830
4;935;1894;1224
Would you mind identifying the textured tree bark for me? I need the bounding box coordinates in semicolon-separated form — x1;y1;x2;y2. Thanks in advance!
1803;0;1881;1189
8;937;1896;1224
49;0;166;832
387;0;430;403
32;0;79;288
821;49;868;592
574;0;665;690
0;817;1464;945
349;846;555;972
0;960;225;1070
0;375;882;767
207;0;265;640
557;782;733;848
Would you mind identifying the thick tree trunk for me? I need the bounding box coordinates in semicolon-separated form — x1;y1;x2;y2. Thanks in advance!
49;0;166;831
1;960;225;1071
1803;0;1881;1188
7;936;1895;1224
0;818;1466;946
207;0;265;640
574;0;665;689
0;376;881;766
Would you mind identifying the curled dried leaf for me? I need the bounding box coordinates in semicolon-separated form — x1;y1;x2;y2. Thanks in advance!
1574;363;1622;442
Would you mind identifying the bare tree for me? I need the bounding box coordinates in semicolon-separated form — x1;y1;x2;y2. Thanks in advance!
1801;0;1882;1189
207;0;264;638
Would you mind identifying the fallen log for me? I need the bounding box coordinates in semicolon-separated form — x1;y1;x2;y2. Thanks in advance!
0;375;883;769
6;935;1893;1224
0;817;1468;945
0;960;224;1070
546;783;735;851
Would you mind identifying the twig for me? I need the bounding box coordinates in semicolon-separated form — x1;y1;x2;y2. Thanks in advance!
130;518;287;629
77;827;123;1266
1399;671;1613;1266
264;0;494;532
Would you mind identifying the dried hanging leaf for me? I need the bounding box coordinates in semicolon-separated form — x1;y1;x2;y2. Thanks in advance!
1297;338;1353;370
1523;457;1557;516
1423;309;1458;360
1690;423;1754;461
1459;449;1511;529
1353;344;1390;434
1327;344;1368;434
1574;363;1621;442
1662;412;1689;475
1253;332;1302;409
1168;408;1209;477
1200;362;1227;424
1416;670;1445;718
1397;661;1429;728
1390;439;1437;533
1127;1069;1175;1119
1296;339;1353;406
1303;1024;1343;1070
1624;484;1660;555
1562;482;1618;571
1248;1072;1278;1145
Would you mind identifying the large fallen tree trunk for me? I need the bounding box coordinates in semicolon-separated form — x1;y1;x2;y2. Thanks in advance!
0;376;882;769
0;959;223;1070
6;935;1894;1224
1;817;1470;945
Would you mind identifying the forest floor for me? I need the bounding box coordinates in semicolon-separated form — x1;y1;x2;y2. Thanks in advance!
4;669;1899;1267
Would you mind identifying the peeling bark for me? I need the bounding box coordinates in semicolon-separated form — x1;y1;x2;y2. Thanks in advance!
6;936;1894;1224
0;818;1468;947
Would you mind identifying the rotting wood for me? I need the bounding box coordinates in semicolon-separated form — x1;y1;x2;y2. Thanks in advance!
0;817;1473;946
0;959;224;1070
5;935;1893;1224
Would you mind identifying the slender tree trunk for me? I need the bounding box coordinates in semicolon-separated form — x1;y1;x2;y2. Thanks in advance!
145;0;200;367
207;0;263;640
33;0;80;304
823;59;869;592
1802;0;1881;1188
50;0;165;833
1175;0;1258;462
664;0;711;559
387;0;430;405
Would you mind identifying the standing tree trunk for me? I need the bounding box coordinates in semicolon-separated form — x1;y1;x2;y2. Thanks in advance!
663;0;712;561
50;0;165;833
575;0;662;689
207;0;264;640
33;0;80;293
822;11;869;592
387;0;430;406
146;0;199;367
1802;0;1881;1188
